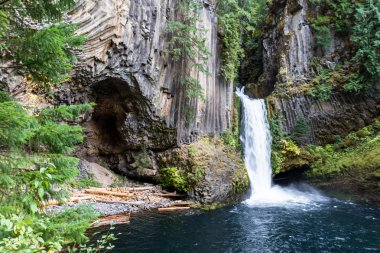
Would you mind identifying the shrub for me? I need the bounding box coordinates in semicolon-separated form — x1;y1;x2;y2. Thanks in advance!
311;16;332;48
159;167;188;193
307;83;333;101
290;118;310;144
351;0;380;83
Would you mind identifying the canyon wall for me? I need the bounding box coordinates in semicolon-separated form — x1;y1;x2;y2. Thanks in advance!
63;0;231;143
50;0;235;180
246;0;379;145
0;0;247;203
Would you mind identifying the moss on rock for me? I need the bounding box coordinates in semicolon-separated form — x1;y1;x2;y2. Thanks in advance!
278;118;380;205
156;136;249;204
159;167;188;193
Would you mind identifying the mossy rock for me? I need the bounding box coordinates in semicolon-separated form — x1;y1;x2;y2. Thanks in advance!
156;136;249;204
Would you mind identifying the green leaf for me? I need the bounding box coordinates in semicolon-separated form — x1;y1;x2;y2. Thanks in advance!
30;202;38;214
38;187;44;200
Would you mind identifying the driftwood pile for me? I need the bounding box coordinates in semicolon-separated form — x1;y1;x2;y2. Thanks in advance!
45;186;194;212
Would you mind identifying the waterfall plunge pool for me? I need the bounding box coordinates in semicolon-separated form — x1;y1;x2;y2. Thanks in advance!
109;196;380;252
107;89;380;252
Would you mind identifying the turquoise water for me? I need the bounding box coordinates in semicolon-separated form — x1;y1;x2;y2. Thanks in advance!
110;197;380;252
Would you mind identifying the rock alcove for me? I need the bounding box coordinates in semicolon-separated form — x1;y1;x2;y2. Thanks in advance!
79;77;177;181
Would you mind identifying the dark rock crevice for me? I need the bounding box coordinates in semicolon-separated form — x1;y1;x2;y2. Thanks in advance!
273;165;309;185
77;77;177;180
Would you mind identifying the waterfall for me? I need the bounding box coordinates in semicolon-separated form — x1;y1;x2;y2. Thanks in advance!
236;89;272;195
236;88;327;206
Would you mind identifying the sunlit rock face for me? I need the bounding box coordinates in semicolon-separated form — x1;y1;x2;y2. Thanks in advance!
62;0;231;143
56;0;235;181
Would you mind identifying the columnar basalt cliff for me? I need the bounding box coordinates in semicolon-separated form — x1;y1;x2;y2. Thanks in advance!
67;0;243;191
66;0;247;202
245;0;379;145
0;0;248;204
65;0;232;142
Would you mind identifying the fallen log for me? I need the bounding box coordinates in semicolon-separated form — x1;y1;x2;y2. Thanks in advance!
155;193;187;198
171;200;195;206
89;186;155;192
95;199;131;205
84;189;131;197
44;196;93;206
127;186;155;192
93;213;131;227
158;206;190;211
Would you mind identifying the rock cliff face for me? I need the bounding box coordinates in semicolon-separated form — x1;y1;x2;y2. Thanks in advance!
63;0;244;202
1;0;244;204
66;0;231;142
246;0;379;145
52;0;234;179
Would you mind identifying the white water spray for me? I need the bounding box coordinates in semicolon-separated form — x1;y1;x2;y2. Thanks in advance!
236;88;327;206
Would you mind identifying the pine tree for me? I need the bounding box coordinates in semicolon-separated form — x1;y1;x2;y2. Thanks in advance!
0;0;85;86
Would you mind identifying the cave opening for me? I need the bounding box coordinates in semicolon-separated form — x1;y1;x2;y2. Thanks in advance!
81;77;177;181
92;113;123;151
85;78;135;161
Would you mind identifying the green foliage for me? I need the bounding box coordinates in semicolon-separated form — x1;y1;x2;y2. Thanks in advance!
351;0;380;82
4;0;76;22
270;150;284;175
311;16;332;48
0;206;115;253
268;113;286;149
0;101;37;149
0;213;62;252
38;103;94;122
0;91;100;251
0;1;112;250
232;171;249;194
307;117;380;178
159;167;188;193
268;113;286;174
180;77;206;101
167;0;210;103
280;139;301;156
221;95;241;151
221;129;239;148
32;123;83;153
342;73;367;93
217;0;267;82
68;178;102;190
290;118;310;144
307;83;333;101
0;91;11;102
166;0;211;124
307;133;380;179
268;113;305;174
0;0;85;86
310;0;355;36
45;205;99;244
11;24;86;85
309;0;380;93
307;68;334;101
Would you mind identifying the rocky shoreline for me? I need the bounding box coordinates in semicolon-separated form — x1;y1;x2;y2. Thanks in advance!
46;184;195;217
